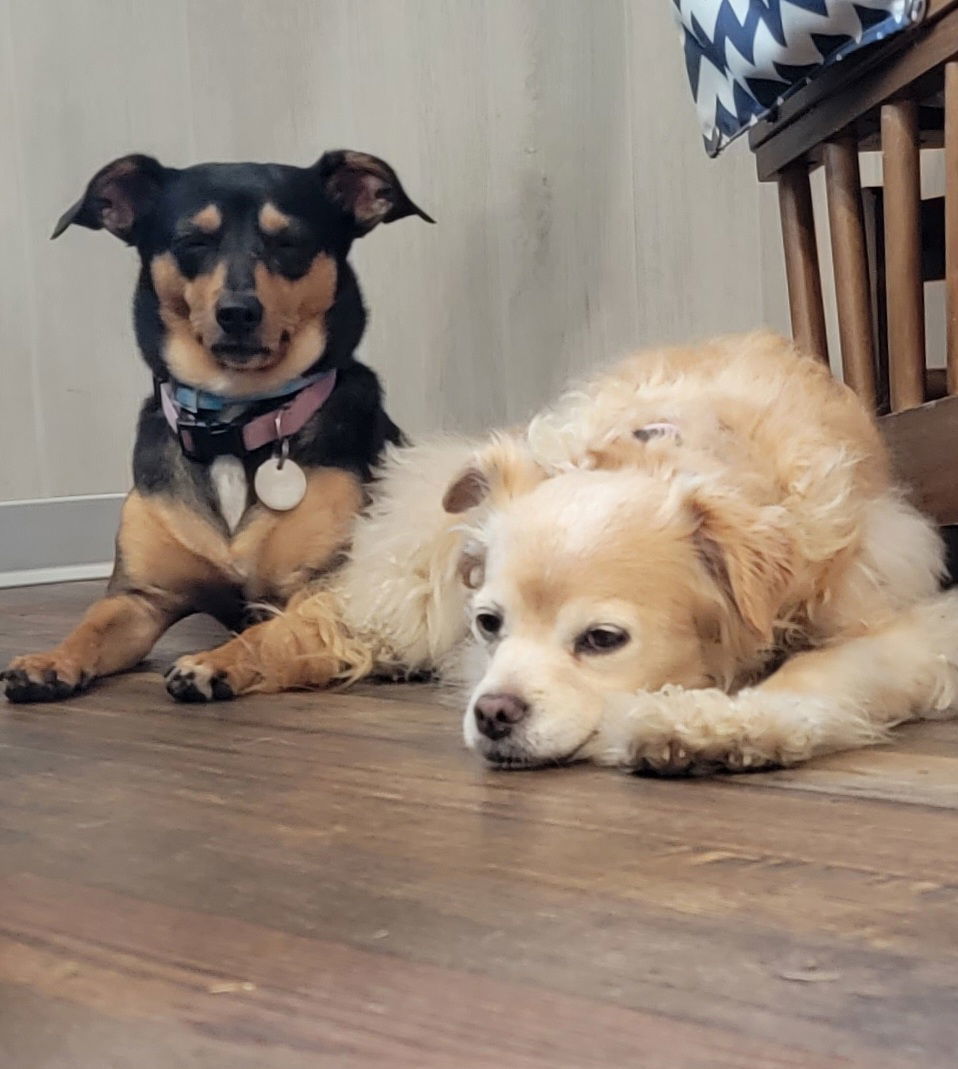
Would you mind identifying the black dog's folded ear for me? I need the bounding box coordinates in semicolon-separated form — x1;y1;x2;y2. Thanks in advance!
51;154;167;243
315;150;434;236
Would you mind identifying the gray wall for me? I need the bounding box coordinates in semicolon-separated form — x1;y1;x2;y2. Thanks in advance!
0;0;788;505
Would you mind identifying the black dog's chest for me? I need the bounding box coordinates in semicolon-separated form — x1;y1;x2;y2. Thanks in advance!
133;361;399;500
126;361;400;623
207;455;256;534
190;582;249;633
203;454;306;536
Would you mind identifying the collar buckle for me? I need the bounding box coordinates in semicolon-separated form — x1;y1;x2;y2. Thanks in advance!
176;418;246;463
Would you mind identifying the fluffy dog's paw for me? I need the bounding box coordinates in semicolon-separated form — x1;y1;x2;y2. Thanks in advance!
2;654;92;704
164;657;236;704
592;686;778;776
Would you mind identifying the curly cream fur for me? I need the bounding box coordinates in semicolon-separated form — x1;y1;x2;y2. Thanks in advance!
241;438;484;690
458;331;955;771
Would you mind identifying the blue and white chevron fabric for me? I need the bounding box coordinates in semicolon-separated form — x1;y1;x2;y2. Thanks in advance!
675;0;926;155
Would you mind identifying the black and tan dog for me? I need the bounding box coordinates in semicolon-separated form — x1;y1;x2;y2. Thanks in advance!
2;149;431;704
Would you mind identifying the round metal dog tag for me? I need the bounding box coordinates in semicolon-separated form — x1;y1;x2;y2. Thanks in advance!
254;457;307;511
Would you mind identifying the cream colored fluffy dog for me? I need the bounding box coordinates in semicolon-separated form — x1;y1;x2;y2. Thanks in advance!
179;330;958;774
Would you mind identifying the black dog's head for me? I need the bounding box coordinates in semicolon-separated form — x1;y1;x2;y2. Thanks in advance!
53;151;432;395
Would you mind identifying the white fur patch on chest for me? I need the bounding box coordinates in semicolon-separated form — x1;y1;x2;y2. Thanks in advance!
210;455;248;534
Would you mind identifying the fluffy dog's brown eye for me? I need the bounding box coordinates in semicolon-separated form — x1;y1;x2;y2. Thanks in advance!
575;626;629;655
475;612;503;640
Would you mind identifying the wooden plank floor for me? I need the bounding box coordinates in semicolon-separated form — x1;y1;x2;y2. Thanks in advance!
2;581;958;1068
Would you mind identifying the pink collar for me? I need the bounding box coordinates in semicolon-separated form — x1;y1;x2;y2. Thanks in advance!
159;371;337;461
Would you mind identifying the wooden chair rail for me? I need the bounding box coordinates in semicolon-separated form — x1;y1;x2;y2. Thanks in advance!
752;16;958;523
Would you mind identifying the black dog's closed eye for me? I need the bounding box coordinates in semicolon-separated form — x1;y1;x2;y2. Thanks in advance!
575;626;630;655
174;233;217;254
263;231;313;273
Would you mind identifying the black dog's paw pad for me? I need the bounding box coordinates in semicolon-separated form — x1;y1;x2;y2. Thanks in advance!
2;666;87;704
165;662;235;704
210;674;235;701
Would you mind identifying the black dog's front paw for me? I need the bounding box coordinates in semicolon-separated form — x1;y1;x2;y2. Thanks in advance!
2;660;92;704
164;660;235;704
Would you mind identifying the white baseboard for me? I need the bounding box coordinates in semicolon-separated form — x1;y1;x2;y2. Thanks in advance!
0;562;113;590
0;493;123;588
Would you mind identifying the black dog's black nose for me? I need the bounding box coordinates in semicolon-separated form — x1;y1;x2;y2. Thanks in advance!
474;693;529;740
216;294;263;335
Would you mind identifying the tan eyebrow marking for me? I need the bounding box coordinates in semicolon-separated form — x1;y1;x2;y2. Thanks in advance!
259;202;291;235
189;204;222;233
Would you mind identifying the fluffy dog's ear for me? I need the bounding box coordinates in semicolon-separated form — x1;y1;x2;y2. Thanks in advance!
315;150;434;235
52;154;168;243
443;436;545;514
688;486;796;641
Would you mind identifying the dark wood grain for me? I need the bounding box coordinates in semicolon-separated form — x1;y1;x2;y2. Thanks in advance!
777;165;829;361
2;581;958;1067
861;186;892;413
823;135;876;405
948;62;958;393
882;99;927;412
881;392;958;523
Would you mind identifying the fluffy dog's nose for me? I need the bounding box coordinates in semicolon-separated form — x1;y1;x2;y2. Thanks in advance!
216;293;263;335
474;693;529;740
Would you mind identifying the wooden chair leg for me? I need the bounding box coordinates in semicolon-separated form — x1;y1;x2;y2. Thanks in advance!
882;99;926;412
861;188;890;413
777;163;829;362
823;134;876;407
947;62;958;395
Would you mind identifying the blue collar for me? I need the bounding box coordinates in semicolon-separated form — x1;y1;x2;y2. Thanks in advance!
170;369;332;415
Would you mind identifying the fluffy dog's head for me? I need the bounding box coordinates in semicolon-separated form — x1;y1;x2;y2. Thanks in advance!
53;150;432;396
445;444;795;768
